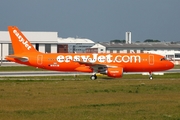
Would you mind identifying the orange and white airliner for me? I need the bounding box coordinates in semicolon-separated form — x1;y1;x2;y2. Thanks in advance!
5;26;174;80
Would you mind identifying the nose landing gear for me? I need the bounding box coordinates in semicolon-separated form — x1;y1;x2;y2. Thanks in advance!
149;72;153;80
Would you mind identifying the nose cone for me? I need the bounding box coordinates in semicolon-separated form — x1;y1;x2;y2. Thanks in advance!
166;61;174;70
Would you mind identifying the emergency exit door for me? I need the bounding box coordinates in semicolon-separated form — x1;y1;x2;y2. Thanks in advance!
37;55;43;65
149;55;154;65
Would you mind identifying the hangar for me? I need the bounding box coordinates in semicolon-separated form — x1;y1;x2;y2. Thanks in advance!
58;37;95;53
0;31;95;62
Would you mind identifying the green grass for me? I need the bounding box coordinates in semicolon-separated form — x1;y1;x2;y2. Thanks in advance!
0;66;179;119
0;66;45;71
173;65;180;69
0;77;180;120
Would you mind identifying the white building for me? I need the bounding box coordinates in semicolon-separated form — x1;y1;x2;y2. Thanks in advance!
58;37;95;53
87;42;180;64
0;31;95;61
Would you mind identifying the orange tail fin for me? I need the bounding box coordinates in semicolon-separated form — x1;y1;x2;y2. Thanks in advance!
8;26;38;54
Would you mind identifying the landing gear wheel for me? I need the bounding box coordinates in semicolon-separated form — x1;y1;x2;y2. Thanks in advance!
149;76;153;80
149;72;153;80
90;75;97;80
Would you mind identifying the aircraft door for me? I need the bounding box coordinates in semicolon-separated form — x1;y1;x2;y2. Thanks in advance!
37;55;43;65
149;55;154;65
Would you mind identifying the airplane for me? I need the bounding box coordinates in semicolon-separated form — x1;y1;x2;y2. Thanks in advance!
5;26;174;80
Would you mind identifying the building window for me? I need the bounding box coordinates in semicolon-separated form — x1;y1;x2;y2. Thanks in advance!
45;44;51;53
35;44;39;51
175;54;180;58
8;43;14;55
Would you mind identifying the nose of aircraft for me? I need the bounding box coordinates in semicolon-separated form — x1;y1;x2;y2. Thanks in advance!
166;61;174;70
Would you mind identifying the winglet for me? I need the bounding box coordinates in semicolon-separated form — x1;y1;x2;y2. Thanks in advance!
8;26;38;54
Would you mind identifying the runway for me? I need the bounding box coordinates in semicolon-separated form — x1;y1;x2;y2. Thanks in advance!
0;71;92;77
0;69;179;77
0;62;179;77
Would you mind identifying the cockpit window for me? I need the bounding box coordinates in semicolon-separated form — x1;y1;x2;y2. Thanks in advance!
160;57;166;61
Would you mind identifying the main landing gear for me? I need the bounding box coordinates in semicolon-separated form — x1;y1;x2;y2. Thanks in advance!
90;73;97;80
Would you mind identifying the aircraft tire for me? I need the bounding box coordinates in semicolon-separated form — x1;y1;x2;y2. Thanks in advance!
90;75;97;80
149;76;153;80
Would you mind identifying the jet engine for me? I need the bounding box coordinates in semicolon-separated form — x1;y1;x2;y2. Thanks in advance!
99;67;123;78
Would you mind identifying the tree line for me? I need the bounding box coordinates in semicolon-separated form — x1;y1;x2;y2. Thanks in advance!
110;39;161;43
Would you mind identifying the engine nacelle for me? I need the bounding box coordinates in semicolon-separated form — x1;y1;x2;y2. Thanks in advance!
106;67;123;78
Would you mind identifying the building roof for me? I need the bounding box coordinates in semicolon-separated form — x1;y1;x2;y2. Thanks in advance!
0;31;95;44
98;42;180;49
58;37;95;44
0;31;58;43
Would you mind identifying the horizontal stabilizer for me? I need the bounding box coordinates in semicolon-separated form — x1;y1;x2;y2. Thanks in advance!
6;55;29;62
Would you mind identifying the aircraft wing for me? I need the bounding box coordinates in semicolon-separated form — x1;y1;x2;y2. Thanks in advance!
6;55;29;62
75;61;118;68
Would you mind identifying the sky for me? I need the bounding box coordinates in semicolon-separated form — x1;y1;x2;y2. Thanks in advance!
0;0;180;42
